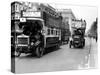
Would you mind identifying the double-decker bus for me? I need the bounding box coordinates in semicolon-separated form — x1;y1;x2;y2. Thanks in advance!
11;3;62;57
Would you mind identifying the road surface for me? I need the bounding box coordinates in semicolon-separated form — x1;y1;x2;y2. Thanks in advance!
12;37;97;73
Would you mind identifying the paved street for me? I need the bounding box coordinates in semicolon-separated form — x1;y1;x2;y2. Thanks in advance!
13;37;97;73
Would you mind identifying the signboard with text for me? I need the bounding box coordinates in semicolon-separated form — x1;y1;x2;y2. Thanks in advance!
71;20;86;29
20;18;26;22
22;11;41;18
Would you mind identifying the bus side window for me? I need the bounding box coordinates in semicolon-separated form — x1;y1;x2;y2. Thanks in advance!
47;28;50;35
56;30;58;35
59;30;61;35
51;28;53;35
58;30;60;35
53;29;56;35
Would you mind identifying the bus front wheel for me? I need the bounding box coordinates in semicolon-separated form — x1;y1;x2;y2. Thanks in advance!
36;46;44;58
15;51;21;57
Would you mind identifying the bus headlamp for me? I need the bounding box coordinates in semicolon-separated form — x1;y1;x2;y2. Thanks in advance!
31;42;34;45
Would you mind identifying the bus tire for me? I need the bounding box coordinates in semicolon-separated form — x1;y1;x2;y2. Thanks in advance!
56;43;60;49
36;46;44;58
15;51;21;57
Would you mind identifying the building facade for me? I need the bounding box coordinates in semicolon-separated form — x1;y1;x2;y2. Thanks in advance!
57;9;76;38
57;9;76;34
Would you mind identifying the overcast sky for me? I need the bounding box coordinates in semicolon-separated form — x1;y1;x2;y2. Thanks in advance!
49;4;98;32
